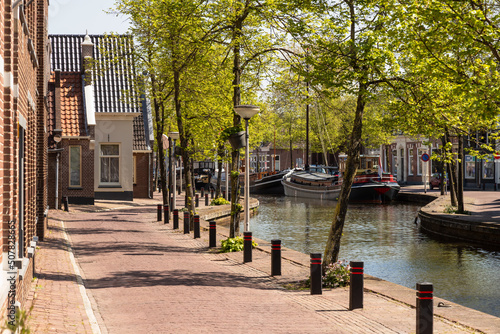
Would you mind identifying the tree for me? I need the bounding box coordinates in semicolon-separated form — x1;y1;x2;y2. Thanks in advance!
289;0;401;268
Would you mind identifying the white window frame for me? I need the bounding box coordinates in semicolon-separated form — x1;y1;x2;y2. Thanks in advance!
133;155;137;184
69;145;82;188
408;149;414;176
99;143;120;186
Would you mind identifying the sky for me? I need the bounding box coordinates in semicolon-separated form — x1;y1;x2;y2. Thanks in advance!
48;0;130;35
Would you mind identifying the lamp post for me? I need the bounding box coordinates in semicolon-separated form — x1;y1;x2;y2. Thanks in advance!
235;105;260;232
168;131;180;210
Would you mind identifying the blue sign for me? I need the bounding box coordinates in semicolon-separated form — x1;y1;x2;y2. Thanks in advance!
421;153;430;162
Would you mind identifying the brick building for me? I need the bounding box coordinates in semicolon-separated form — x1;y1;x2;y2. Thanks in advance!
1;0;50;321
47;34;153;207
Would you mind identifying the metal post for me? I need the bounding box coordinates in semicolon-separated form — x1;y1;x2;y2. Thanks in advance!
205;193;209;206
310;253;322;295
194;215;200;239
201;187;205;197
223;190;226;199
63;196;69;212
243;231;252;263
183;211;189;234
210;187;214;199
157;204;162;222
209;221;216;248
271;239;281;276
244;118;250;231
173;209;179;230
416;282;433;334
163;205;169;224
195;194;199;207
349;261;364;310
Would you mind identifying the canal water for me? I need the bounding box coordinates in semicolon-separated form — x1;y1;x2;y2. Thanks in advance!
247;195;500;317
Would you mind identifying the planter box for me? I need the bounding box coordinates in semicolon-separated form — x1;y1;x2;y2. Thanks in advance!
228;131;246;149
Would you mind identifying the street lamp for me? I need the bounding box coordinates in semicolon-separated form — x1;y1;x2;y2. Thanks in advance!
235;105;260;232
168;131;180;210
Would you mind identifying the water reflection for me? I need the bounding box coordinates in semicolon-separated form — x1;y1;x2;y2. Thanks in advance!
248;195;500;317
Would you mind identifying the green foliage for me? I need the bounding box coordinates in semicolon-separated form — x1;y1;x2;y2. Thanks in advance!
322;260;351;288
220;236;258;253
220;125;244;142
210;197;230;206
2;308;31;334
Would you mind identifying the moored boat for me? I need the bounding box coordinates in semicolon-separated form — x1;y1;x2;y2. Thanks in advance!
349;169;400;203
249;170;288;195
282;170;341;200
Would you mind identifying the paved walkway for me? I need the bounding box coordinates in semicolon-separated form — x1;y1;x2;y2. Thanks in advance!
24;189;498;333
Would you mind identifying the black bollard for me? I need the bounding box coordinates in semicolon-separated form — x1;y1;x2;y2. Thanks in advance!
163;205;169;224
157;204;162;222
201;187;205;197
416;282;433;334
243;232;252;263
223;190;226;199
210;188;214;199
63;196;69;212
310;253;322;295
205;194;209;206
349;261;364;310
183;211;190;234
194;215;200;239
195;194;199;207
170;195;173;209
271;240;281;276
178;185;181;195
173;209;179;229
209;221;216;248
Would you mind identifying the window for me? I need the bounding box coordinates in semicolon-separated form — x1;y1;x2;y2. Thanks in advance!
483;157;494;179
465;155;475;179
100;144;120;184
69;146;81;187
408;149;414;176
417;149;426;176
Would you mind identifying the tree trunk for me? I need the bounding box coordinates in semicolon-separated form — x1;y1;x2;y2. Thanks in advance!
323;83;366;270
151;74;168;206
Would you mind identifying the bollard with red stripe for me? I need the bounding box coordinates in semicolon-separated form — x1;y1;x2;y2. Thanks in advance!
271;240;281;276
195;194;199;207
209;221;216;248
205;193;209;206
164;204;170;224
173;209;179;229
349;261;364;310
416;282;433;334
157;204;162;222
310;253;322;295
194;215;200;239
183;211;190;234
243;232;252;263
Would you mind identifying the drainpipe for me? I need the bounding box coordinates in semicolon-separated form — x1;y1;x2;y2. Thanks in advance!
55;152;59;210
148;153;152;198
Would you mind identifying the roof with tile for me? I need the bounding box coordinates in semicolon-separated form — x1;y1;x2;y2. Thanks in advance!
48;34;151;151
49;34;141;114
47;72;87;149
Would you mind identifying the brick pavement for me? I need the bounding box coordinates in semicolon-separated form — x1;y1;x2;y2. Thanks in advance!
26;196;479;334
27;219;95;333
24;189;500;333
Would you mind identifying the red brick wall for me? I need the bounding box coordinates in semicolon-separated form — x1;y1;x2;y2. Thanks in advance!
133;152;153;198
1;0;49;319
60;139;95;204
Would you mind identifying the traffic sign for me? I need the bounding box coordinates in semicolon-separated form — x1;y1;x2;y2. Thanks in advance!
495;152;500;160
421;153;430;162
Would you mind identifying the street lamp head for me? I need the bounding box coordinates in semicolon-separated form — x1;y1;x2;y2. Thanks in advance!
168;131;180;140
53;129;63;143
235;105;259;120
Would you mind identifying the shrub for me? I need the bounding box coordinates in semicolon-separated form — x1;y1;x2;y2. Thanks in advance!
220;236;258;253
211;197;230;206
322;260;351;288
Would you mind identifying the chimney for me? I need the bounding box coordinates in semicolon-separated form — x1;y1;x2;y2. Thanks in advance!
81;33;94;86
